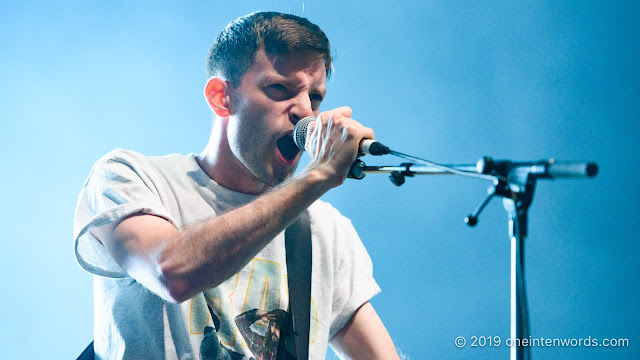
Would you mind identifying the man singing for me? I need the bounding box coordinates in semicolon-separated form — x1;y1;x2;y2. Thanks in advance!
74;11;399;359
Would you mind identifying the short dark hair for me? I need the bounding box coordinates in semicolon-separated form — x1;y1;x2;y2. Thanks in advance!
206;12;332;87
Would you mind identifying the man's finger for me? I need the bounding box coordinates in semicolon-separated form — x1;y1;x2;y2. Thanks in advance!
319;106;352;122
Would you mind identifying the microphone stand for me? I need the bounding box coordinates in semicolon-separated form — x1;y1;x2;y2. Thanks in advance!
351;155;598;360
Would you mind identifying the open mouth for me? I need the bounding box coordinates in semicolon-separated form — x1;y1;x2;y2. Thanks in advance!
276;135;300;164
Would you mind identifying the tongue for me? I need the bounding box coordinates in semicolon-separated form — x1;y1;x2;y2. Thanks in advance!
277;135;300;162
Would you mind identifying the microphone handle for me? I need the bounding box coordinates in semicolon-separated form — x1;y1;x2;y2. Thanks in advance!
360;139;390;156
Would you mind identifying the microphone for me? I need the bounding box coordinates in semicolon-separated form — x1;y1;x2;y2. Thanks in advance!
292;116;390;156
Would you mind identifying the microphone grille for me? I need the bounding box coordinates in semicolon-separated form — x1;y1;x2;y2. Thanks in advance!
292;116;316;151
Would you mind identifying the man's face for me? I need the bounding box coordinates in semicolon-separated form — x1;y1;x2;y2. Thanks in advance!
225;50;327;190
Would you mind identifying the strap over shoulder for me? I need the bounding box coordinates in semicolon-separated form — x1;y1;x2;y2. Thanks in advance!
285;211;313;360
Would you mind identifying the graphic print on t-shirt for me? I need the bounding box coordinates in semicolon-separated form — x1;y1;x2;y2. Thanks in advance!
196;258;318;359
200;306;246;360
199;306;295;360
235;308;296;359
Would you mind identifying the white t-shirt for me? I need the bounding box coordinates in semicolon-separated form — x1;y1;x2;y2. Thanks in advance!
73;149;380;360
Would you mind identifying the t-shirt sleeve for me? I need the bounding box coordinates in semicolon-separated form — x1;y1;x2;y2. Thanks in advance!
325;207;381;339
73;149;177;278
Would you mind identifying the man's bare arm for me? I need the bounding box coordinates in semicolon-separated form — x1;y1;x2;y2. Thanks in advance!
90;109;375;304
95;168;330;303
330;302;400;359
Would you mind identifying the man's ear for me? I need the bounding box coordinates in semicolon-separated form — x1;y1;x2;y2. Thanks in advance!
204;78;232;117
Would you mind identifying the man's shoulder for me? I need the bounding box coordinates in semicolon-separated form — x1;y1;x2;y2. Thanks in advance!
309;199;337;215
93;148;193;173
96;148;187;164
92;148;151;171
308;199;353;227
84;149;201;192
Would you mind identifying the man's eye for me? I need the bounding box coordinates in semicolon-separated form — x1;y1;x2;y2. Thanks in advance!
310;93;323;102
310;94;323;110
264;84;290;101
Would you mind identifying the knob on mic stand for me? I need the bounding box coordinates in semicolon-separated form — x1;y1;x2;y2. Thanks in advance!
464;182;498;226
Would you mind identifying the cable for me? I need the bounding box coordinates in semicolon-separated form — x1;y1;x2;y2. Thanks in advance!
388;150;501;182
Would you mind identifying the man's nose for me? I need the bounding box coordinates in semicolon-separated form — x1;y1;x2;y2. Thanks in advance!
289;93;315;125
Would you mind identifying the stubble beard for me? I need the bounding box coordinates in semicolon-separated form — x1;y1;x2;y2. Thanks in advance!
238;143;299;190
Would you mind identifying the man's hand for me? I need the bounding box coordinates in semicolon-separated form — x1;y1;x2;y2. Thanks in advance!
303;106;375;188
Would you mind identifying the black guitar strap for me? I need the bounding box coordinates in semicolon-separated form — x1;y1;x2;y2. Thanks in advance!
284;211;313;360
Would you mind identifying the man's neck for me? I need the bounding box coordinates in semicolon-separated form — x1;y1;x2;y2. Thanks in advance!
197;119;270;196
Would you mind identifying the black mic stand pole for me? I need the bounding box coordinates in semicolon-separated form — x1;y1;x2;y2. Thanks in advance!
353;156;597;360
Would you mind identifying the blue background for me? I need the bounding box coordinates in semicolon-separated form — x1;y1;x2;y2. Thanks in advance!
1;1;637;359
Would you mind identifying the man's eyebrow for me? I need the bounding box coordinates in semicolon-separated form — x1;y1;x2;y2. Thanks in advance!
313;87;327;98
261;76;303;91
261;73;326;97
260;73;287;84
